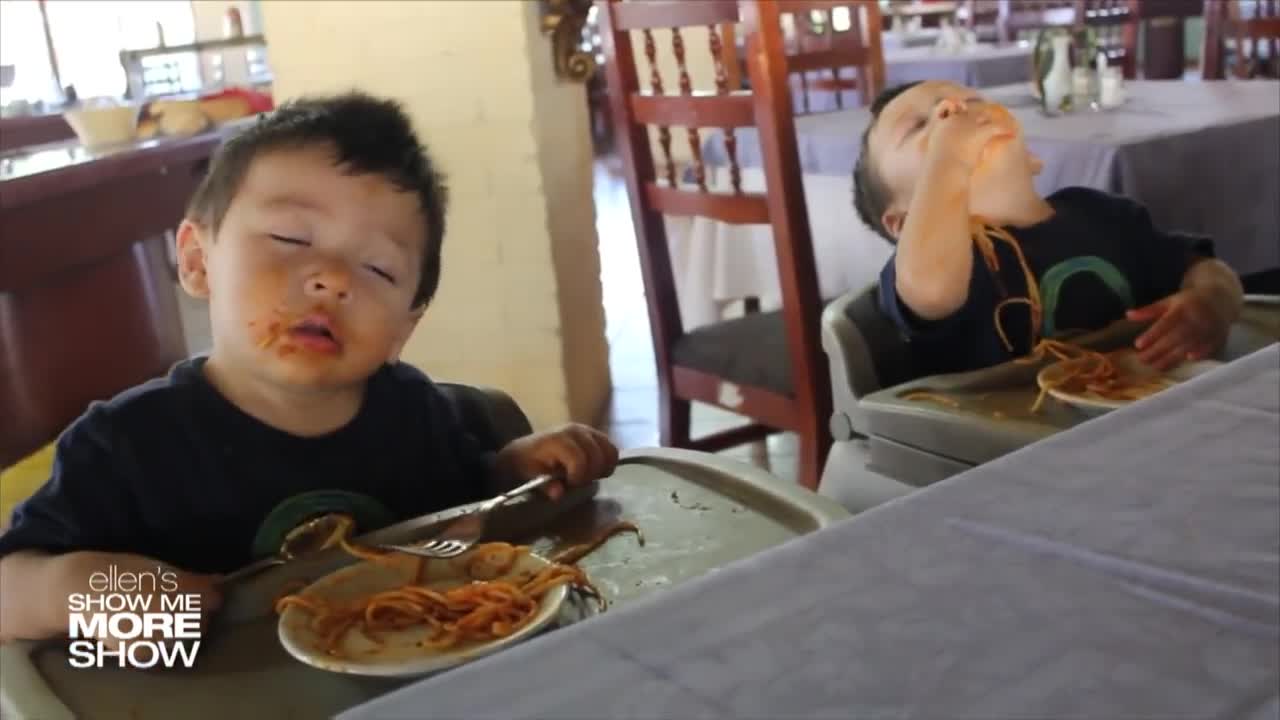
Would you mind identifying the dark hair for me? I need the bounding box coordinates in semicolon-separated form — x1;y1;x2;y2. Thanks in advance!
852;81;922;244
187;91;449;308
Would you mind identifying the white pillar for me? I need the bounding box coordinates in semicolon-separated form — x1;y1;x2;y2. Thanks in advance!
261;0;610;428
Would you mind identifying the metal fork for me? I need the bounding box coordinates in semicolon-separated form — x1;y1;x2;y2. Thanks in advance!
373;474;556;559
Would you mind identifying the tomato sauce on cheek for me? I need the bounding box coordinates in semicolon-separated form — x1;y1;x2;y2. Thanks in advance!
241;263;295;350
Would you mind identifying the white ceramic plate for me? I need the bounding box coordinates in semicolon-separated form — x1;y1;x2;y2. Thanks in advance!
1037;350;1221;411
277;548;567;677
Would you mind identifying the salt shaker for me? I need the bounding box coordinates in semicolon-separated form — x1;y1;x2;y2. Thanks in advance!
1071;67;1091;105
1099;67;1125;108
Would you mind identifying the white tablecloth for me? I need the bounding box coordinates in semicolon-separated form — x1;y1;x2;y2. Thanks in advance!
881;27;942;51
666;170;893;329
795;43;1034;114
342;346;1280;720
677;80;1280;328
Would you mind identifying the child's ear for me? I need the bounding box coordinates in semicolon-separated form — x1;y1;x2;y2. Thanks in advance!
176;219;211;299
881;211;906;240
388;306;426;364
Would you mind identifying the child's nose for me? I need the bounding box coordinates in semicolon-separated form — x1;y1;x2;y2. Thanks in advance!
936;98;966;119
304;269;351;303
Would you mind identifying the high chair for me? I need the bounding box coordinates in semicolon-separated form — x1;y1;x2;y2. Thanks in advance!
818;288;1280;513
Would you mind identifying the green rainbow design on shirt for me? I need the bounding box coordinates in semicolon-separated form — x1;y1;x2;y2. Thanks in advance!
1039;255;1134;338
251;490;394;559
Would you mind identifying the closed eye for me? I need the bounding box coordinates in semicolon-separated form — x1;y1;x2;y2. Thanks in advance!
366;265;396;284
269;234;308;246
898;116;928;146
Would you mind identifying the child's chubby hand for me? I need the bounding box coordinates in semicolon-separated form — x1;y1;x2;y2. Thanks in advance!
495;424;620;500
49;551;222;651
1128;287;1235;371
924;98;1015;176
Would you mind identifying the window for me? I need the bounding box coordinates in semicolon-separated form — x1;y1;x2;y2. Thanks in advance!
0;0;198;106
46;0;197;99
0;0;59;105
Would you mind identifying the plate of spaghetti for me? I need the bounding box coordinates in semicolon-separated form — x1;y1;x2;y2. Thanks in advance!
966;218;1221;414
275;540;586;676
1035;346;1219;412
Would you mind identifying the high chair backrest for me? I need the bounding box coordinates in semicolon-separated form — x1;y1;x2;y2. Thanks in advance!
822;285;920;439
1202;0;1280;79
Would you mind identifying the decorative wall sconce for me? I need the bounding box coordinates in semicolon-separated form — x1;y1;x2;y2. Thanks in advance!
541;0;597;82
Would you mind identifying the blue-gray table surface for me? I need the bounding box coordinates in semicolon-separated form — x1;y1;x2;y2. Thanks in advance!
342;345;1280;720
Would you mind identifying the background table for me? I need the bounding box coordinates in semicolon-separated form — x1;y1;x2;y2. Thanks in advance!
343;345;1280;720
881;27;943;50
0;123;252;466
887;42;1032;87
793;42;1033;113
676;80;1280;328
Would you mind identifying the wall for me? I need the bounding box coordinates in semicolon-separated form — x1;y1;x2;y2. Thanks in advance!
259;0;610;429
190;0;257;86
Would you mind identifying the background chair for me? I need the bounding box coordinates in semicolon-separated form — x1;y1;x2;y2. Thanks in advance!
598;0;831;488
783;1;886;114
1202;0;1280;79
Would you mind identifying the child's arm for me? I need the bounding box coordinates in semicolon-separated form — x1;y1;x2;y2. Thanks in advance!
895;99;1010;321
493;424;618;501
0;550;221;644
1128;257;1243;370
0;550;70;641
1181;257;1244;317
0;406;220;645
423;377;617;502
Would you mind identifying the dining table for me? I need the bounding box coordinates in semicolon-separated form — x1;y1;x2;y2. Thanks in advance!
671;79;1280;329
881;27;944;51
341;344;1280;720
792;41;1034;114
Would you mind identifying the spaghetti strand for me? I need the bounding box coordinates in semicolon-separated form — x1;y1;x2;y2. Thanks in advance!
276;529;639;658
902;220;1176;413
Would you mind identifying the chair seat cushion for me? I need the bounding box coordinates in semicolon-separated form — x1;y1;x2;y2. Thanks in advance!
672;310;794;397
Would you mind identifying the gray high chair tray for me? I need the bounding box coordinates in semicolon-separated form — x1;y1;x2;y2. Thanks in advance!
858;302;1280;489
0;449;847;720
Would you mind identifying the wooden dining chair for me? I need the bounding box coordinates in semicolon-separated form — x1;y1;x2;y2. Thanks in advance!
597;0;831;489
998;0;1140;78
960;0;1003;41
1078;0;1141;78
1202;0;1280;79
998;0;1080;39
783;1;886;114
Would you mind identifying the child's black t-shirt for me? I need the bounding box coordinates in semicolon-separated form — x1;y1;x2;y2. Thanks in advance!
876;187;1215;376
0;358;494;573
